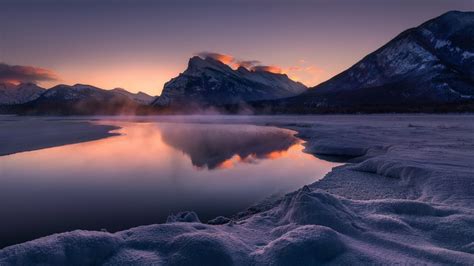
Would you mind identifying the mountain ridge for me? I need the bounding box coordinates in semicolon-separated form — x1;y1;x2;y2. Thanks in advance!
0;83;156;115
0;82;46;105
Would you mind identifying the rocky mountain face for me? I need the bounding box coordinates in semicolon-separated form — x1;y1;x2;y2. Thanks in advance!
0;83;46;105
152;56;306;108
278;11;474;112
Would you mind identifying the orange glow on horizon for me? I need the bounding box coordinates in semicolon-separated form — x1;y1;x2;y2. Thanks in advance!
36;53;326;95
40;64;181;96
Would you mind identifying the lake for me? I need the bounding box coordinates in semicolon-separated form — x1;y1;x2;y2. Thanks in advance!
0;119;338;247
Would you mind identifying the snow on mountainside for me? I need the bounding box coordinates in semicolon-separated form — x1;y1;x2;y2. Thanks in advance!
152;56;306;107
0;83;45;105
17;84;149;115
0;83;154;107
285;11;474;110
39;84;124;101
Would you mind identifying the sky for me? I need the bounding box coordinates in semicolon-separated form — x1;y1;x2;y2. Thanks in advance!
0;0;472;95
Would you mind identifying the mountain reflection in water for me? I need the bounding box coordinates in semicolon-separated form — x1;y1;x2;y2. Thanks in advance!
159;123;299;169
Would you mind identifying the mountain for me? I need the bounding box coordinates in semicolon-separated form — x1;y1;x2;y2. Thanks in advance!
275;11;474;113
152;56;306;108
0;82;45;105
111;88;155;105
17;84;145;115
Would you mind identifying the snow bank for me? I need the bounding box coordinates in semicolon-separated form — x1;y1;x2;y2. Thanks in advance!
1;115;474;265
2;188;472;265
0;117;119;156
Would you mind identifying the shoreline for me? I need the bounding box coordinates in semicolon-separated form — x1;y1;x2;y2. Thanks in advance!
0;117;120;157
1;115;473;264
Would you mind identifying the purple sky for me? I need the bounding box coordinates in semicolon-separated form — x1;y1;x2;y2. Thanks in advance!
0;0;472;95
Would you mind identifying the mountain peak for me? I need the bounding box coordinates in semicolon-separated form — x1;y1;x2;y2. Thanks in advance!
153;56;307;108
72;84;102;90
185;56;234;77
237;66;250;73
0;82;45;105
187;55;206;66
187;55;227;67
435;10;472;21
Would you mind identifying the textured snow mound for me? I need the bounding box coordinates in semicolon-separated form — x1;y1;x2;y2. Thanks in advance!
2;188;473;265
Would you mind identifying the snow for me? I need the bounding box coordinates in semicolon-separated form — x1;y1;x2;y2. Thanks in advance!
1;115;474;265
376;37;437;76
435;39;451;49
462;51;474;60
0;117;118;156
0;83;45;105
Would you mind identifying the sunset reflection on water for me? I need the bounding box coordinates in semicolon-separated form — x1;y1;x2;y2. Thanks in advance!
0;121;339;247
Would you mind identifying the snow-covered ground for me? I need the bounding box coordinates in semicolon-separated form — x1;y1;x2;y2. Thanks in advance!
0;116;118;156
1;115;474;265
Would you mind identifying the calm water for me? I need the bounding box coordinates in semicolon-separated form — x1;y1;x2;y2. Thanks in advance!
0;120;338;247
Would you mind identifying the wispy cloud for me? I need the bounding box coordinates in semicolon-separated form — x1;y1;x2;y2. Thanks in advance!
196;51;324;86
234;60;261;69
284;61;325;86
196;51;234;65
251;65;283;74
0;63;59;84
196;51;283;73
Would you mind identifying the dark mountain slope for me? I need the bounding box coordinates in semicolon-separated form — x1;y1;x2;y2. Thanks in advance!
273;11;474;113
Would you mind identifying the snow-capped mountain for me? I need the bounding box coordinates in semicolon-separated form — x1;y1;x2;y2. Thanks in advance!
39;84;128;100
0;82;45;105
152;56;306;107
18;84;146;115
111;88;155;105
283;11;474;112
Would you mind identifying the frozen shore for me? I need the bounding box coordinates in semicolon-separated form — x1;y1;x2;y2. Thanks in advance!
1;115;474;265
0;116;119;156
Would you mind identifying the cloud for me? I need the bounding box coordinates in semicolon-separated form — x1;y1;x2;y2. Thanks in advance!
195;51;324;85
284;61;325;86
288;66;302;71
197;51;263;70
196;52;234;65
234;60;261;69
0;63;59;84
251;65;283;74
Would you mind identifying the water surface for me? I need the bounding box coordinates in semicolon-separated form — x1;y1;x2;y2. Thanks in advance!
0;120;338;247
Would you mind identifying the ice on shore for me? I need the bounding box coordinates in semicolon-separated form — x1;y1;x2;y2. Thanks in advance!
1;115;474;265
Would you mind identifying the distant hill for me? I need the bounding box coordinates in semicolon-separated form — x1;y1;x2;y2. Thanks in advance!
1;84;155;115
111;88;155;105
152;56;306;110
0;83;45;105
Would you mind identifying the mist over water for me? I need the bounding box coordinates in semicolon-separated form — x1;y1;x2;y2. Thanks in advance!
0;120;338;247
